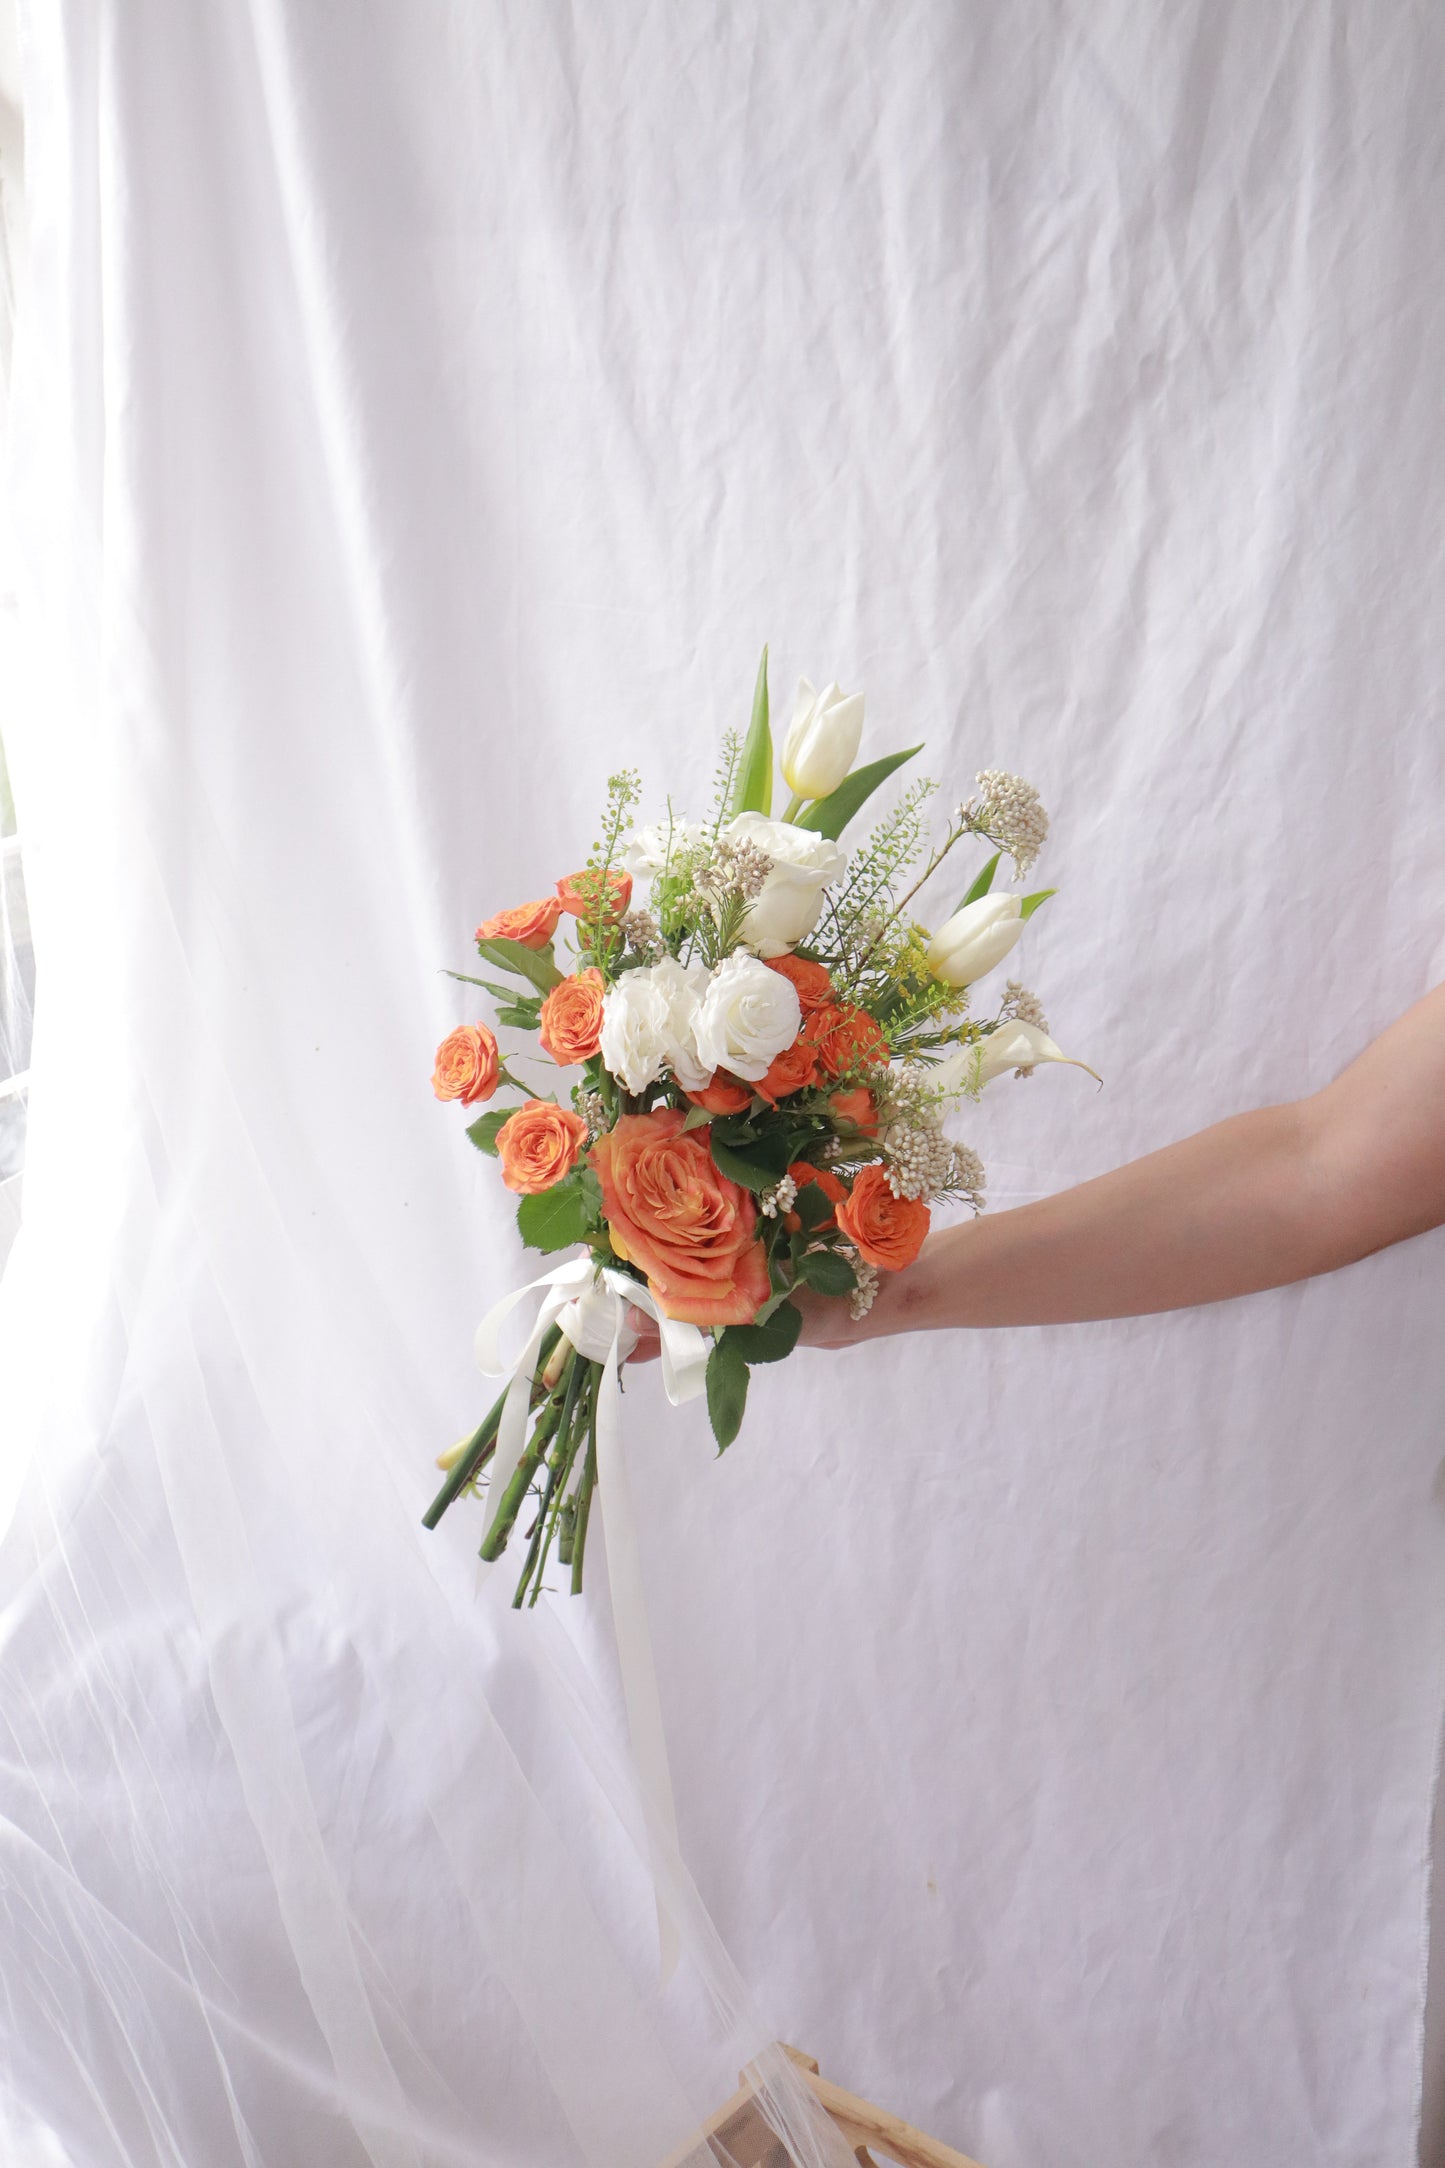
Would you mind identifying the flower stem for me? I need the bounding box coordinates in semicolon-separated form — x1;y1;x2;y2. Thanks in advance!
570;1385;601;1596
515;1351;590;1606
781;791;806;823
478;1347;574;1563
421;1321;563;1532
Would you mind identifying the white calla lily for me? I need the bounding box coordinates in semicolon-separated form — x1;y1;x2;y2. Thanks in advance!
936;1021;1100;1095
781;677;865;802
924;892;1025;988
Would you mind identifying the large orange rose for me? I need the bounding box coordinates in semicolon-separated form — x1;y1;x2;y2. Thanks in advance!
475;898;563;949
685;1074;753;1115
805;1001;889;1079
782;1161;848;1234
591;1108;770;1326
432;1023;500;1105
556;868;633;920
765;954;835;1013
539;968;606;1065
496;1100;590;1194
834;1164;930;1270
753;1034;820;1106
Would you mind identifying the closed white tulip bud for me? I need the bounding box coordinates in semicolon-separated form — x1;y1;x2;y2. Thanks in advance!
925;893;1025;988
781;678;865;801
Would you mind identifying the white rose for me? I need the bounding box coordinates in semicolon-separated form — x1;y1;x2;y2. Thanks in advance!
925;893;1025;989
725;812;846;959
649;954;713;1091
624;819;705;881
598;970;673;1093
692;953;803;1082
781;677;866;801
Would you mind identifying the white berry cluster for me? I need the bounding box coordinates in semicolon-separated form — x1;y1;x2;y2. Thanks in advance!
760;1173;799;1220
573;1086;609;1142
619;907;665;962
969;770;1049;879
690;835;773;914
841;1248;881;1320
998;979;1048;1034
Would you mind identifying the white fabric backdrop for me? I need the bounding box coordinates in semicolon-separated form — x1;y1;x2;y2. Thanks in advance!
3;4;1445;2164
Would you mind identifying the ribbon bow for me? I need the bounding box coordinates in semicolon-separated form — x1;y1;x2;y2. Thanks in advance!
474;1255;709;1978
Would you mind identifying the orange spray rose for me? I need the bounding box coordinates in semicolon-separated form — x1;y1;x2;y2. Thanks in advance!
556;868;633;920
475;898;563;950
590;1107;770;1326
764;954;835;1013
834;1164;931;1271
828;1086;881;1137
685;1074;754;1115
496;1100;590;1194
432;1024;500;1105
805;1001;889;1079
538;968;606;1065
754;1034;820;1106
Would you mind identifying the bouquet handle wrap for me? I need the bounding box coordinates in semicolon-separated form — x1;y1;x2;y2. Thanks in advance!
475;1256;709;1978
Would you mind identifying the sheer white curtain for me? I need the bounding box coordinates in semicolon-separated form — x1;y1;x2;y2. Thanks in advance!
4;7;1445;2168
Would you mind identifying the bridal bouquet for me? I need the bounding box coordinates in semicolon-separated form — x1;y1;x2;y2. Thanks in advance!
424;652;1087;1605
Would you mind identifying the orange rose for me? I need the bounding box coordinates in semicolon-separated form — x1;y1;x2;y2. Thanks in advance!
765;954;835;1013
496;1100;590;1194
782;1161;848;1233
754;1034;820;1106
556;868;634;920
805;1001;889;1079
539;968;606;1065
432;1023;500;1105
591;1107;770;1326
834;1163;931;1270
828;1086;880;1137
685;1074;753;1115
475;898;563;950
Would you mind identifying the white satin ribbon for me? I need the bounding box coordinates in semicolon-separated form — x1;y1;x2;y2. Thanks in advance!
474;1253;708;1980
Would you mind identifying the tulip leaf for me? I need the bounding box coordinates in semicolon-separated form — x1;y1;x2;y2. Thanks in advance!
796;1246;858;1296
1019;888;1057;921
794;745;923;840
730;645;773;818
721;1300;803;1366
465;1109;510;1156
476;937;564;993
705;1337;750;1451
957;850;1002;913
516;1172;593;1253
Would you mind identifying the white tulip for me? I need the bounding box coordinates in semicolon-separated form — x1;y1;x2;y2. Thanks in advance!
925;893;1025;988
692;953;803;1082
781;677;866;802
725;811;846;958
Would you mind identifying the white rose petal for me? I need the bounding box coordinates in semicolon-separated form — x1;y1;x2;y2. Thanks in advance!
692;953;803;1082
650;954;713;1091
598;971;673;1093
623;819;705;882
724;811;846;959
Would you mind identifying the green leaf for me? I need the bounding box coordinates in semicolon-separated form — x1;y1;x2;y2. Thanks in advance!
792;1179;835;1232
705;1337;750;1451
793;745;923;841
729;646;773;818
721;1300;803;1366
957;850;1002;912
496;999;544;1030
796;1246;858;1296
1019;888;1057;920
476;937;563;994
516;1173;592;1253
709;1127;794;1194
465;1109;509;1156
681;1103;713;1133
